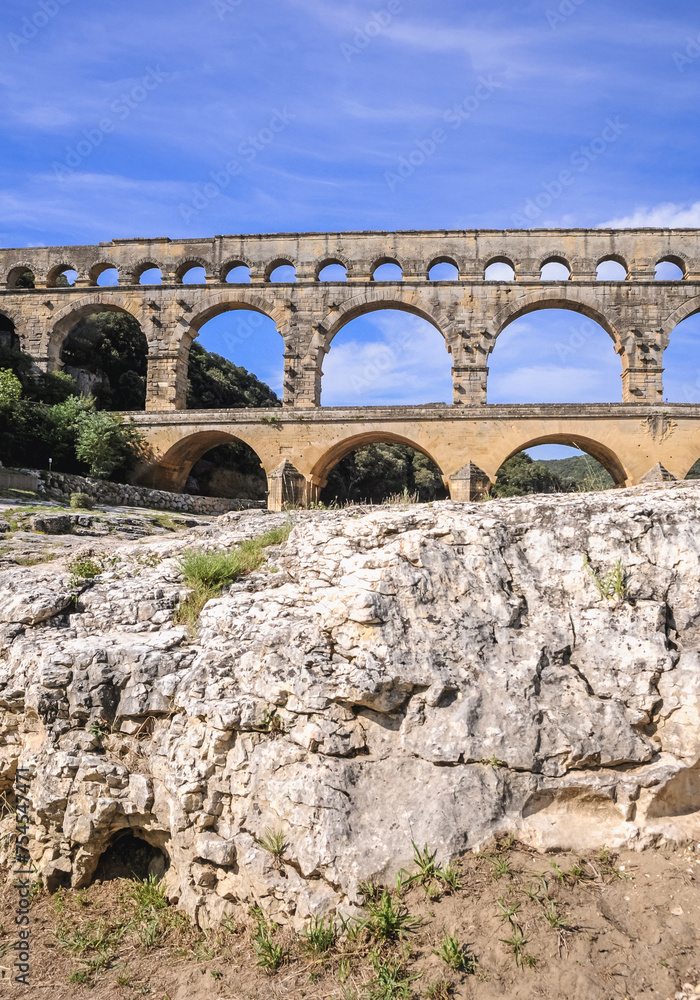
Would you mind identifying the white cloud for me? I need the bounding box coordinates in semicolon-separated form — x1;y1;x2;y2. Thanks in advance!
599;201;700;229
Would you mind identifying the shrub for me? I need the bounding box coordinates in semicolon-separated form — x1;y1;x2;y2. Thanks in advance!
70;492;95;510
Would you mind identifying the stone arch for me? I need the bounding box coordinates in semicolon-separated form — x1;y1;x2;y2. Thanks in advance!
596;253;629;273
0;306;21;350
371;256;403;279
316;254;350;279
174;257;210;283
184;290;286;338
89;260;120;285
47;263;78;287
484;254;517;273
264;257;296;281
662;294;700;334
493;433;628;488
426;255;460;279
46;296;145;367
145;429;267;493
492;291;623;351
220;257;253;281
319;288;453;348
5;263;36;288
128;259;164;285
310;431;446;489
655;253;688;278
539;253;572;278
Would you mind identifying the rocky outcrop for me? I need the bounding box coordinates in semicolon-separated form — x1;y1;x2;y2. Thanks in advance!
1;486;699;929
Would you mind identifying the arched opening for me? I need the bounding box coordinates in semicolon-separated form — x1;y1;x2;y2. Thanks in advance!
60;308;148;410
187;308;283;408
655;258;685;280
0;311;20;351
322;307;451;406
661;309;700;404
317;435;447;505
7;267;35;289
96;268;119;286
493;439;623;496
428;259;459;281
153;430;267;496
48;266;78;287
138;266;162;285
318;262;347;281
540;259;571;281
179;265;207;284
489;308;621;403
92;831;168;885
268;261;296;283
485;259;515;281
372;260;403;281
596;258;627;281
223;262;251;283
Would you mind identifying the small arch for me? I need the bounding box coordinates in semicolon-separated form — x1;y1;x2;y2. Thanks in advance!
485;258;515;281
129;260;163;285
148;430;267;493
596;257;628;281
6;265;35;289
0;310;20;350
428;258;459;281
497;435;627;488
265;258;296;282
176;258;209;284
372;258;403;281
224;263;252;283
540;257;571;281
89;261;120;286
47;264;78;287
139;266;162;285
312;431;446;492
655;257;685;280
318;260;348;281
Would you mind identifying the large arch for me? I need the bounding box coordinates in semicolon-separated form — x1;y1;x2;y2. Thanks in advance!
311;431;446;490
143;430;268;493
46;298;145;367
320;288;453;346
491;433;628;488
493;293;621;344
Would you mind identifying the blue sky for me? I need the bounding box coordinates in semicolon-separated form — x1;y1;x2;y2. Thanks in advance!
3;0;700;458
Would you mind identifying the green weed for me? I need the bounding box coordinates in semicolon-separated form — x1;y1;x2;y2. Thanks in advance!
255;828;287;864
253;921;284;974
434;933;477;973
362;891;421;942
366;952;417;1000
424;977;455;999
301;915;337;954
583;554;627;601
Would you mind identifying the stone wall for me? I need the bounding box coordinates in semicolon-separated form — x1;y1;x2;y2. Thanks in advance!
0;467;265;515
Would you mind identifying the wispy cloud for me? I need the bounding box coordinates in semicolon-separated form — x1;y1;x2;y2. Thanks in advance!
600;201;700;228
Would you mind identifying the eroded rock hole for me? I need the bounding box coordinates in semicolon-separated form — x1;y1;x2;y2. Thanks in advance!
92;831;169;883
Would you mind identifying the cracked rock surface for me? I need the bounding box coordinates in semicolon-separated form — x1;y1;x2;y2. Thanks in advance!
1;486;699;929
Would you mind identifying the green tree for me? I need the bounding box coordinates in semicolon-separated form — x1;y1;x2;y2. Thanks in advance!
186;342;281;409
60;311;148;410
75;411;145;478
322;443;446;504
492;452;566;497
0;368;22;409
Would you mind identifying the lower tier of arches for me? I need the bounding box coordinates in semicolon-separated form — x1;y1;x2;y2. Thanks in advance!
128;405;700;508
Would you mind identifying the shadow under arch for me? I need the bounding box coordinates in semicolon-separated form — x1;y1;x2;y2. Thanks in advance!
495;434;627;488
143;429;267;493
47;299;144;367
311;430;446;489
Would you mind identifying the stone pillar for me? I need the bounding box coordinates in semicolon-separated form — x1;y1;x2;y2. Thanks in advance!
268;460;307;511
291;358;322;407
621;366;664;402
452;365;488;405
449;462;491;501
639;463;677;484
145;352;187;411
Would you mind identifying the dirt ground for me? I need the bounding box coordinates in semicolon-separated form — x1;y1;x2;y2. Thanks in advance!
0;840;698;1000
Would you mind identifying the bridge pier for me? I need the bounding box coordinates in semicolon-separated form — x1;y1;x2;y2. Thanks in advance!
267;460;308;511
448;462;492;501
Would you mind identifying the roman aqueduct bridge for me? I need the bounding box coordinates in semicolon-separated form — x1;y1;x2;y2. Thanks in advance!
2;227;700;507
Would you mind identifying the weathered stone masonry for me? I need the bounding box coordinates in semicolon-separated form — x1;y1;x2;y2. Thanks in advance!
2;228;700;505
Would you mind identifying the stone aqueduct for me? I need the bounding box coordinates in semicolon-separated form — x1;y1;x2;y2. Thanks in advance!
2;227;700;507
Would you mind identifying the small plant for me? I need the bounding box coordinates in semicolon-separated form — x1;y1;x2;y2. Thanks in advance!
70;492;95;510
259;708;285;734
480;755;506;768
362;891;420;942
253;921;284;974
88;722;109;743
256;828;287;866
210;969;223;980
366;952;417;1000
499;927;529;967
434;933;477;973
301;915;337;954
486;855;513;879
357;879;382;902
259;415;282;425
543;901;569;930
496;897;521;921
583;554;627;601
425;977;455;1000
68;555;102;585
